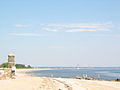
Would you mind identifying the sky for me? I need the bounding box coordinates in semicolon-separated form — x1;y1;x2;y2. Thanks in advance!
0;0;120;67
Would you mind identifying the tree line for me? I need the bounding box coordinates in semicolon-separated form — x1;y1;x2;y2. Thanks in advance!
0;62;32;68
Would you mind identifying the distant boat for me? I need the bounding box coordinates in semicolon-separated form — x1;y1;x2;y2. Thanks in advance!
76;64;80;69
76;67;80;69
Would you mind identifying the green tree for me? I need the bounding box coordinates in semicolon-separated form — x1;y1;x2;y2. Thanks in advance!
0;62;8;68
15;64;32;68
15;64;26;68
27;65;32;68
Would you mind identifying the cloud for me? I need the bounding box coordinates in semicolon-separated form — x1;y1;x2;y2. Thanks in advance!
10;33;48;37
41;27;59;32
65;29;97;32
15;24;29;27
41;22;113;33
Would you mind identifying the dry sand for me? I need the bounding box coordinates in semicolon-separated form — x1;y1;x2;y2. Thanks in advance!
0;68;120;90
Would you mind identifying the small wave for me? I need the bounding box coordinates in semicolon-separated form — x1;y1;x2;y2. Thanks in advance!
96;71;110;74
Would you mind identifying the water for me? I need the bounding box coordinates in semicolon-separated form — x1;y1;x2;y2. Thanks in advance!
29;67;120;80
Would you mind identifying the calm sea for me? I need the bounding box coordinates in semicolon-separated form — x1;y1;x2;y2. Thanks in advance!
29;67;120;80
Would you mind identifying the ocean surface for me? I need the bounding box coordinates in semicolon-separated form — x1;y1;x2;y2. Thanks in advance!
29;67;120;80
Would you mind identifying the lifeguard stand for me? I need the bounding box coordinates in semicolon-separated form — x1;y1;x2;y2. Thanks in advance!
8;54;15;68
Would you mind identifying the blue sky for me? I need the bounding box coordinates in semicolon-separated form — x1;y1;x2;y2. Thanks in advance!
0;0;120;67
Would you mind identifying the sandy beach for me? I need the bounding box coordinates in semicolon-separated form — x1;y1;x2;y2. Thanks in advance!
0;69;120;90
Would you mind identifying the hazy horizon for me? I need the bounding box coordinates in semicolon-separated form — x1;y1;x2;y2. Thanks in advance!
0;0;120;67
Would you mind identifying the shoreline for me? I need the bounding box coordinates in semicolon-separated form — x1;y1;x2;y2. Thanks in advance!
0;68;120;90
22;68;119;81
